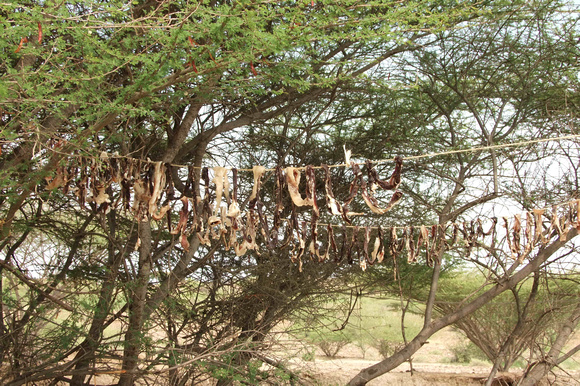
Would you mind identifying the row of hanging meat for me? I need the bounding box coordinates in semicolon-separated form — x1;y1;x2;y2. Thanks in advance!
43;153;401;235
43;153;579;270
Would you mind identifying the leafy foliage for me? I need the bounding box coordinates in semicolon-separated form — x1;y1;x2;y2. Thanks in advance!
1;0;579;385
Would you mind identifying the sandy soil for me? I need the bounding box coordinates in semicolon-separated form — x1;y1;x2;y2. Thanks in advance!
281;327;580;385
299;356;580;385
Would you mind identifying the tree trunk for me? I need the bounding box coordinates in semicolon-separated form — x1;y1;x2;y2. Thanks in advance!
71;211;126;386
118;221;153;386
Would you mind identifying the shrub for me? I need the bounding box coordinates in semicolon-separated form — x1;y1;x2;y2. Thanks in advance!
317;338;350;358
374;339;405;359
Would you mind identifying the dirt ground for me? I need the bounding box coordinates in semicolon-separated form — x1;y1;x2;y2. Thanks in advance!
282;328;580;385
298;355;579;385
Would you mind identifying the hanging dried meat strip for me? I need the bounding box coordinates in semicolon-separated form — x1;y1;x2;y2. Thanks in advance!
171;196;189;235
270;166;286;245
151;163;174;221
342;163;363;221
234;210;260;257
306;165;320;259
462;221;479;257
389;227;401;261
532;208;546;244
405;226;417;263
321;224;337;261
227;168;241;226
185;165;195;196
148;162;166;219
433;224;448;263
371;226;385;263
523;212;534;257
171;196;191;251
305;166;319;217
256;200;272;249
244;211;259;252
503;217;517;260
212;166;228;216
417;225;431;266
285;167;313;207
201;167;213;223
389;227;405;280
321;164;347;219
478;217;497;251
291;221;307;271
361;159;404;214
248;165;266;209
512;214;522;261
366;156;403;191
362;226;372;267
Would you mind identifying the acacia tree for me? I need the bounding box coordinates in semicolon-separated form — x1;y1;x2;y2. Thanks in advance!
1;1;579;385
0;1;488;385
345;2;580;384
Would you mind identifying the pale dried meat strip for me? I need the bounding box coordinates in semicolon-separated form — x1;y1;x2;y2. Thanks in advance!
212;166;228;216
405;226;417;263
418;225;431;266
248;165;267;209
285;167;313;207
227;168;241;223
513;214;522;261
523;212;534;256
148;162;166;219
322;164;345;217
532;208;546;244
371;226;385;263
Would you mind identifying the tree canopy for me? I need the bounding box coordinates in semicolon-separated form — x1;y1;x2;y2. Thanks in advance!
1;0;580;385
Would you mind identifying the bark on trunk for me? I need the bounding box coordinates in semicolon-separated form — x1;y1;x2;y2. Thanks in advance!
118;221;153;386
71;211;127;386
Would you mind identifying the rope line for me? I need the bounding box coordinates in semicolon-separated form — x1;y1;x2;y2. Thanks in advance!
23;132;580;172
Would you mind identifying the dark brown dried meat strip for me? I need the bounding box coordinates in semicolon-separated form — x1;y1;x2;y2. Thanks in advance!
306;165;320;259
322;224;338;261
362;159;404;214
342;163;363;222
367;156;403;191
363;226;372;266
